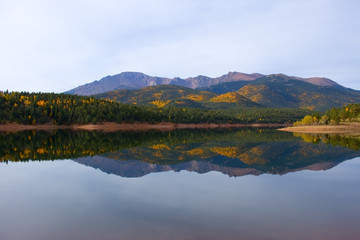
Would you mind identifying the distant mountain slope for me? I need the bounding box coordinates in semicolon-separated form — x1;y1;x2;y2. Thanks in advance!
96;75;360;111
65;72;171;96
65;71;343;96
235;75;360;110
96;85;261;109
200;73;341;94
198;81;250;94
66;71;264;96
183;72;263;89
66;71;359;111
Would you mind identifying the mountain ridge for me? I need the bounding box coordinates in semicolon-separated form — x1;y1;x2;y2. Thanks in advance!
65;71;341;96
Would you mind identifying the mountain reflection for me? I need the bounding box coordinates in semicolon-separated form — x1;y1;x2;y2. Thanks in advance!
1;129;360;177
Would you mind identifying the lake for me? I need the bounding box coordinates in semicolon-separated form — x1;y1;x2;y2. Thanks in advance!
1;128;360;240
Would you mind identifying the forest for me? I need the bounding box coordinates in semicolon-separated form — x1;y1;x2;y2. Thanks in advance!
0;91;311;125
294;103;360;126
0;91;239;124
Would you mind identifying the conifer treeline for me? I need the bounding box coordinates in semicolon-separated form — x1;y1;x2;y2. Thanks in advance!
0;91;312;125
0;91;237;124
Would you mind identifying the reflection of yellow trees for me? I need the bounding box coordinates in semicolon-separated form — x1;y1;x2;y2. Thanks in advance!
153;151;164;158
239;147;268;165
150;144;170;150
0;128;300;163
294;133;360;151
210;147;238;158
186;148;204;155
294;133;320;144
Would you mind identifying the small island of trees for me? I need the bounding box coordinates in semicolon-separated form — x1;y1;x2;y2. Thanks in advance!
294;103;360;126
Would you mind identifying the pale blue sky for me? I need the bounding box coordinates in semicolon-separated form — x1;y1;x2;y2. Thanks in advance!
1;0;359;92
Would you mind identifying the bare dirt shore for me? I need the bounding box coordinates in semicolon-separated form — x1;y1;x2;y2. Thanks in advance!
278;123;360;134
0;122;289;132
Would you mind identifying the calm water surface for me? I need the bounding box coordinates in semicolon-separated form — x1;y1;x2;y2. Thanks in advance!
0;129;359;240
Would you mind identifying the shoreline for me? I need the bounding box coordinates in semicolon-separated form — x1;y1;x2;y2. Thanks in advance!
278;123;360;134
0;122;290;132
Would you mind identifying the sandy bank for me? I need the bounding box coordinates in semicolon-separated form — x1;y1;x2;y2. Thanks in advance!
0;122;289;132
278;123;360;134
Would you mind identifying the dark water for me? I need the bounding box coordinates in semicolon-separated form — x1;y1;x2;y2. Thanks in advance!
1;129;360;240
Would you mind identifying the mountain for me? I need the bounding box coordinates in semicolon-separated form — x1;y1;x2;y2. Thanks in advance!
65;71;360;111
96;75;360;111
65;71;342;96
233;75;360;110
65;71;265;96
200;73;341;94
65;72;171;96
96;85;261;109
184;72;263;89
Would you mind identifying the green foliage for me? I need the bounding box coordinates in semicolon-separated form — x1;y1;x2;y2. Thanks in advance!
223;108;313;124
302;115;314;125
295;103;360;125
326;103;360;123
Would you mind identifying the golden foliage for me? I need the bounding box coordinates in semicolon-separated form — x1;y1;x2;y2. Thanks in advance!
36;148;47;154
36;100;47;107
23;99;31;105
183;94;205;101
237;85;267;102
209;92;242;103
150;100;170;108
153;92;163;99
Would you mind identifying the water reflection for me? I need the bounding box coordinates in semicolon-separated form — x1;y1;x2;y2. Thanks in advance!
1;129;360;177
1;129;360;240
